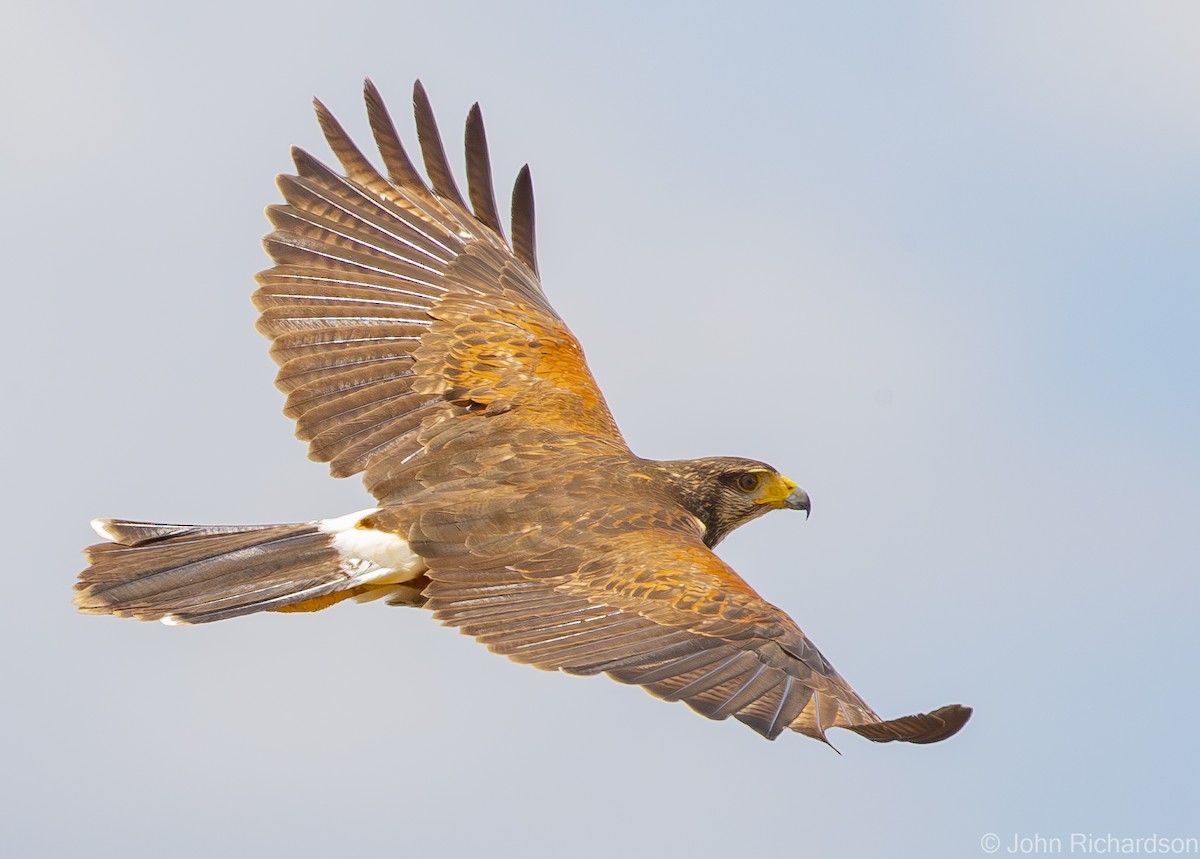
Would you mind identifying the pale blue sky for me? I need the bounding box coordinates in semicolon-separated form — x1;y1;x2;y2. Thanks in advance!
3;2;1197;856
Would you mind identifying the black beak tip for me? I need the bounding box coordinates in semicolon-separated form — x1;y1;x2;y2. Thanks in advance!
785;489;811;518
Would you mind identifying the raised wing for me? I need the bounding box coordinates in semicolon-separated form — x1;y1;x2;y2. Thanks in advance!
253;81;625;502
395;464;970;744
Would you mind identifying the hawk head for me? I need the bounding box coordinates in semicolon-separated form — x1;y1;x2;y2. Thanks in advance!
656;457;810;548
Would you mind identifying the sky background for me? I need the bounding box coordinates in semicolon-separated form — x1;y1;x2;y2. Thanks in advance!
3;2;1197;856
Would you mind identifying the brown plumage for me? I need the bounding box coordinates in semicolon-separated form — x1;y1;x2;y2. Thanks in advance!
75;80;971;746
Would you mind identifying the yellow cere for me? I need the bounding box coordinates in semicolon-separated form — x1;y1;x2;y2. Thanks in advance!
754;473;798;506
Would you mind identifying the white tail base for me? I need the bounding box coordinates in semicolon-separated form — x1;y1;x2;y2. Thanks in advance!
318;508;427;585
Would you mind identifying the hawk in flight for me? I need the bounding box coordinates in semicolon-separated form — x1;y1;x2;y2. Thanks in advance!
76;81;971;746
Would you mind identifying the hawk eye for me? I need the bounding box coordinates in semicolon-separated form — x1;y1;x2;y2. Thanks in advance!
736;472;763;493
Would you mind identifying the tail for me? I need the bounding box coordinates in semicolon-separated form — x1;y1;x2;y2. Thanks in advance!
75;510;428;625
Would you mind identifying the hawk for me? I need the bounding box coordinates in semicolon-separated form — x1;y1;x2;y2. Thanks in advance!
76;81;971;746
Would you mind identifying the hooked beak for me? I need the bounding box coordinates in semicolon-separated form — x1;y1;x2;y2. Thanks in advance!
784;487;811;519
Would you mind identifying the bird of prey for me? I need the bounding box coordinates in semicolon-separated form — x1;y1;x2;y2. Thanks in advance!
76;81;971;746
